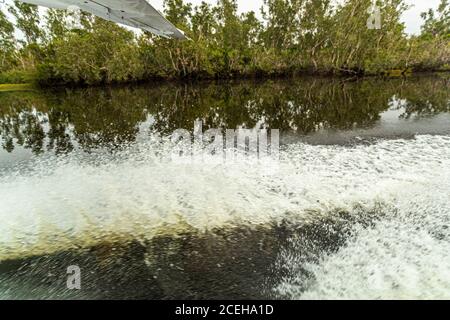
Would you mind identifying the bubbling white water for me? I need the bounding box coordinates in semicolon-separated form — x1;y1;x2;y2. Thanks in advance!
274;136;450;299
1;134;449;303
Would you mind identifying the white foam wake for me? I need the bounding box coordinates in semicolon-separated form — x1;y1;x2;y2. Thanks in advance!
0;135;449;280
274;136;450;299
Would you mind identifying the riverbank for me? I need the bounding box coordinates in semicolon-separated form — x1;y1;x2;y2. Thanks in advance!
0;84;35;92
2;0;449;87
1;68;449;90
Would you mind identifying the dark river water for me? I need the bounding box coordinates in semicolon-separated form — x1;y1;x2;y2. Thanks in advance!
0;75;449;299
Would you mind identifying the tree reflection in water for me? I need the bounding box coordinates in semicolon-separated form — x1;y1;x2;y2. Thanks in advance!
1;75;449;155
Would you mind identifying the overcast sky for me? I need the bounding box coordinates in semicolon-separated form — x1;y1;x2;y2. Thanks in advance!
2;0;443;35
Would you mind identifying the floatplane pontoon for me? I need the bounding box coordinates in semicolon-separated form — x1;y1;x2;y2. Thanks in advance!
19;0;187;39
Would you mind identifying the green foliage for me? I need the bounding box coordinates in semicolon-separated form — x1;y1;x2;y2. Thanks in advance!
0;69;37;83
412;0;450;71
421;0;450;39
37;19;144;85
0;0;449;85
8;1;42;45
0;9;17;73
44;9;69;41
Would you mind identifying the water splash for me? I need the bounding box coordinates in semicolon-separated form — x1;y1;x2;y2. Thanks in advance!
1;135;449;299
274;136;450;299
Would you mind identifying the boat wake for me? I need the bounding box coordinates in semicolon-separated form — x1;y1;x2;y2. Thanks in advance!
1;134;449;299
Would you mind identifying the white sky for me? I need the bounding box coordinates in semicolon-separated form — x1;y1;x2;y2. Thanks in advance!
1;0;443;35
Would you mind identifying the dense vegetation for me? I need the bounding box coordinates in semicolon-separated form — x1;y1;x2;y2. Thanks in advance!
0;0;449;85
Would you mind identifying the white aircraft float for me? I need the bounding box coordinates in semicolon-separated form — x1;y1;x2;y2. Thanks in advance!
19;0;187;39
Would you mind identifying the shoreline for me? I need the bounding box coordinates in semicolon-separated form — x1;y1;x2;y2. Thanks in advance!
0;84;35;92
1;69;449;91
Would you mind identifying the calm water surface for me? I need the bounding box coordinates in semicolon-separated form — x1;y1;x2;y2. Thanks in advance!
0;75;449;299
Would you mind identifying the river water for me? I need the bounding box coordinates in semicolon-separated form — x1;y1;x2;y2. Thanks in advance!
0;75;449;299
